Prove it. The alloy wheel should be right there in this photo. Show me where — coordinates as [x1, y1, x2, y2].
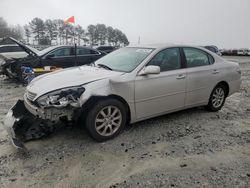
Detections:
[212, 87, 225, 108]
[95, 106, 122, 136]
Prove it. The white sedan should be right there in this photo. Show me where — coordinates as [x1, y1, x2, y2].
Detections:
[0, 44, 27, 59]
[4, 44, 241, 147]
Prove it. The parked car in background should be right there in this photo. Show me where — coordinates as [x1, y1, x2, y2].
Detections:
[0, 44, 27, 59]
[237, 48, 249, 56]
[221, 49, 235, 56]
[203, 45, 222, 56]
[231, 49, 238, 56]
[237, 49, 244, 56]
[4, 44, 241, 147]
[96, 46, 117, 53]
[1, 37, 106, 81]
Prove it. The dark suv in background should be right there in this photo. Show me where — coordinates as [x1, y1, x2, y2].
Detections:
[1, 37, 106, 81]
[96, 46, 117, 53]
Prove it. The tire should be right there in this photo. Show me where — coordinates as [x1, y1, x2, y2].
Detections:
[85, 98, 127, 142]
[206, 84, 227, 112]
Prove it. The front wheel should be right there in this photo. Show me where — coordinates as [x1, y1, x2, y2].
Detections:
[206, 84, 227, 112]
[85, 98, 127, 142]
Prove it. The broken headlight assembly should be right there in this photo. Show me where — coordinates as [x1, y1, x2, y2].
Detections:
[36, 86, 85, 108]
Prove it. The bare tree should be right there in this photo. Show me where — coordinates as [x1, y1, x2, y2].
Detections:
[24, 25, 31, 44]
[87, 25, 96, 45]
[45, 19, 57, 45]
[54, 19, 65, 45]
[75, 25, 85, 45]
[29, 17, 46, 44]
[96, 24, 107, 45]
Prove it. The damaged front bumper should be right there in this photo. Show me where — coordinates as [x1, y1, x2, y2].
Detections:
[23, 94, 76, 121]
[4, 99, 79, 149]
[4, 100, 29, 148]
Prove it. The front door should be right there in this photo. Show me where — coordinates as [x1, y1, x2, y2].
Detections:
[135, 47, 186, 119]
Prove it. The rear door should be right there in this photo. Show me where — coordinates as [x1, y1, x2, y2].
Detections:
[183, 47, 217, 107]
[76, 47, 102, 65]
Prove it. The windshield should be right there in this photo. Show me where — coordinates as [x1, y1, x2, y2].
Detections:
[95, 47, 154, 72]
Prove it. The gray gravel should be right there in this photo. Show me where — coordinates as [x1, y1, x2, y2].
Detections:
[0, 58, 250, 188]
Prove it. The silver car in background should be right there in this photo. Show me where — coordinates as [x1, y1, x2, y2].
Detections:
[4, 44, 241, 146]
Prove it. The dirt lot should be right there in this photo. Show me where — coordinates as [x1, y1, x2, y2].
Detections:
[0, 57, 250, 188]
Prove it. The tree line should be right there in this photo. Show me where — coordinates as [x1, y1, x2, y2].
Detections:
[0, 17, 129, 46]
[26, 17, 129, 46]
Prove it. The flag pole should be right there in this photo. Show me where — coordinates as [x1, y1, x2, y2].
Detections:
[74, 43, 77, 67]
[64, 16, 77, 66]
[73, 17, 77, 67]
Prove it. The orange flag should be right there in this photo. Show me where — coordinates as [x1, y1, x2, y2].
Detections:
[64, 16, 75, 24]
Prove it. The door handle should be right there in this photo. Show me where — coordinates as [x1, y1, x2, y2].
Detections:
[212, 69, 220, 74]
[176, 74, 186, 79]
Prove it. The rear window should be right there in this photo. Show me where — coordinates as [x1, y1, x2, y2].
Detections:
[98, 46, 114, 50]
[77, 48, 99, 55]
[184, 48, 211, 68]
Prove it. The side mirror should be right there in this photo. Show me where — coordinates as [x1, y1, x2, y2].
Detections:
[45, 54, 55, 59]
[138, 65, 160, 76]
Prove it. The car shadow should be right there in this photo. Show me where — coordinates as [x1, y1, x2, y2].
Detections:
[25, 106, 210, 147]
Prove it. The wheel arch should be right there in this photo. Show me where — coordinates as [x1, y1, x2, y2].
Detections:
[81, 94, 131, 123]
[215, 81, 229, 97]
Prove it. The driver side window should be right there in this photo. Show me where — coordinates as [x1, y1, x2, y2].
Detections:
[48, 48, 72, 57]
[148, 48, 181, 72]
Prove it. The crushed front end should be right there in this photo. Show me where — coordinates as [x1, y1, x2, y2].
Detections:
[3, 87, 84, 148]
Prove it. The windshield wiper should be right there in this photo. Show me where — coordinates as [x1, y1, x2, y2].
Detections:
[97, 64, 113, 70]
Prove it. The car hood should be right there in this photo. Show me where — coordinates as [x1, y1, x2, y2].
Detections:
[27, 66, 124, 99]
[8, 37, 39, 57]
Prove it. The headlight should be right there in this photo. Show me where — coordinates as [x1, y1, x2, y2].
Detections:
[36, 86, 85, 108]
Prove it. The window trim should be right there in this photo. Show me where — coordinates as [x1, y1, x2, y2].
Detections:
[43, 47, 101, 59]
[44, 47, 74, 58]
[145, 47, 184, 72]
[181, 47, 215, 68]
[76, 47, 101, 56]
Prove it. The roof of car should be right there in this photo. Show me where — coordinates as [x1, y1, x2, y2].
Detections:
[127, 43, 208, 50]
[128, 43, 175, 49]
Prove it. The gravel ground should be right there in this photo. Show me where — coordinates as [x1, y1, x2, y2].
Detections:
[0, 57, 250, 188]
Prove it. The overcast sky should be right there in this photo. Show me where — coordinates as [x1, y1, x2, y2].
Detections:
[1, 0, 250, 48]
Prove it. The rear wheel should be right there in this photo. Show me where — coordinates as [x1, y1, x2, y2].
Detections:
[85, 98, 126, 141]
[206, 84, 227, 112]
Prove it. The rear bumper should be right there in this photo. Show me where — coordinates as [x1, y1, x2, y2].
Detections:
[228, 79, 242, 96]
